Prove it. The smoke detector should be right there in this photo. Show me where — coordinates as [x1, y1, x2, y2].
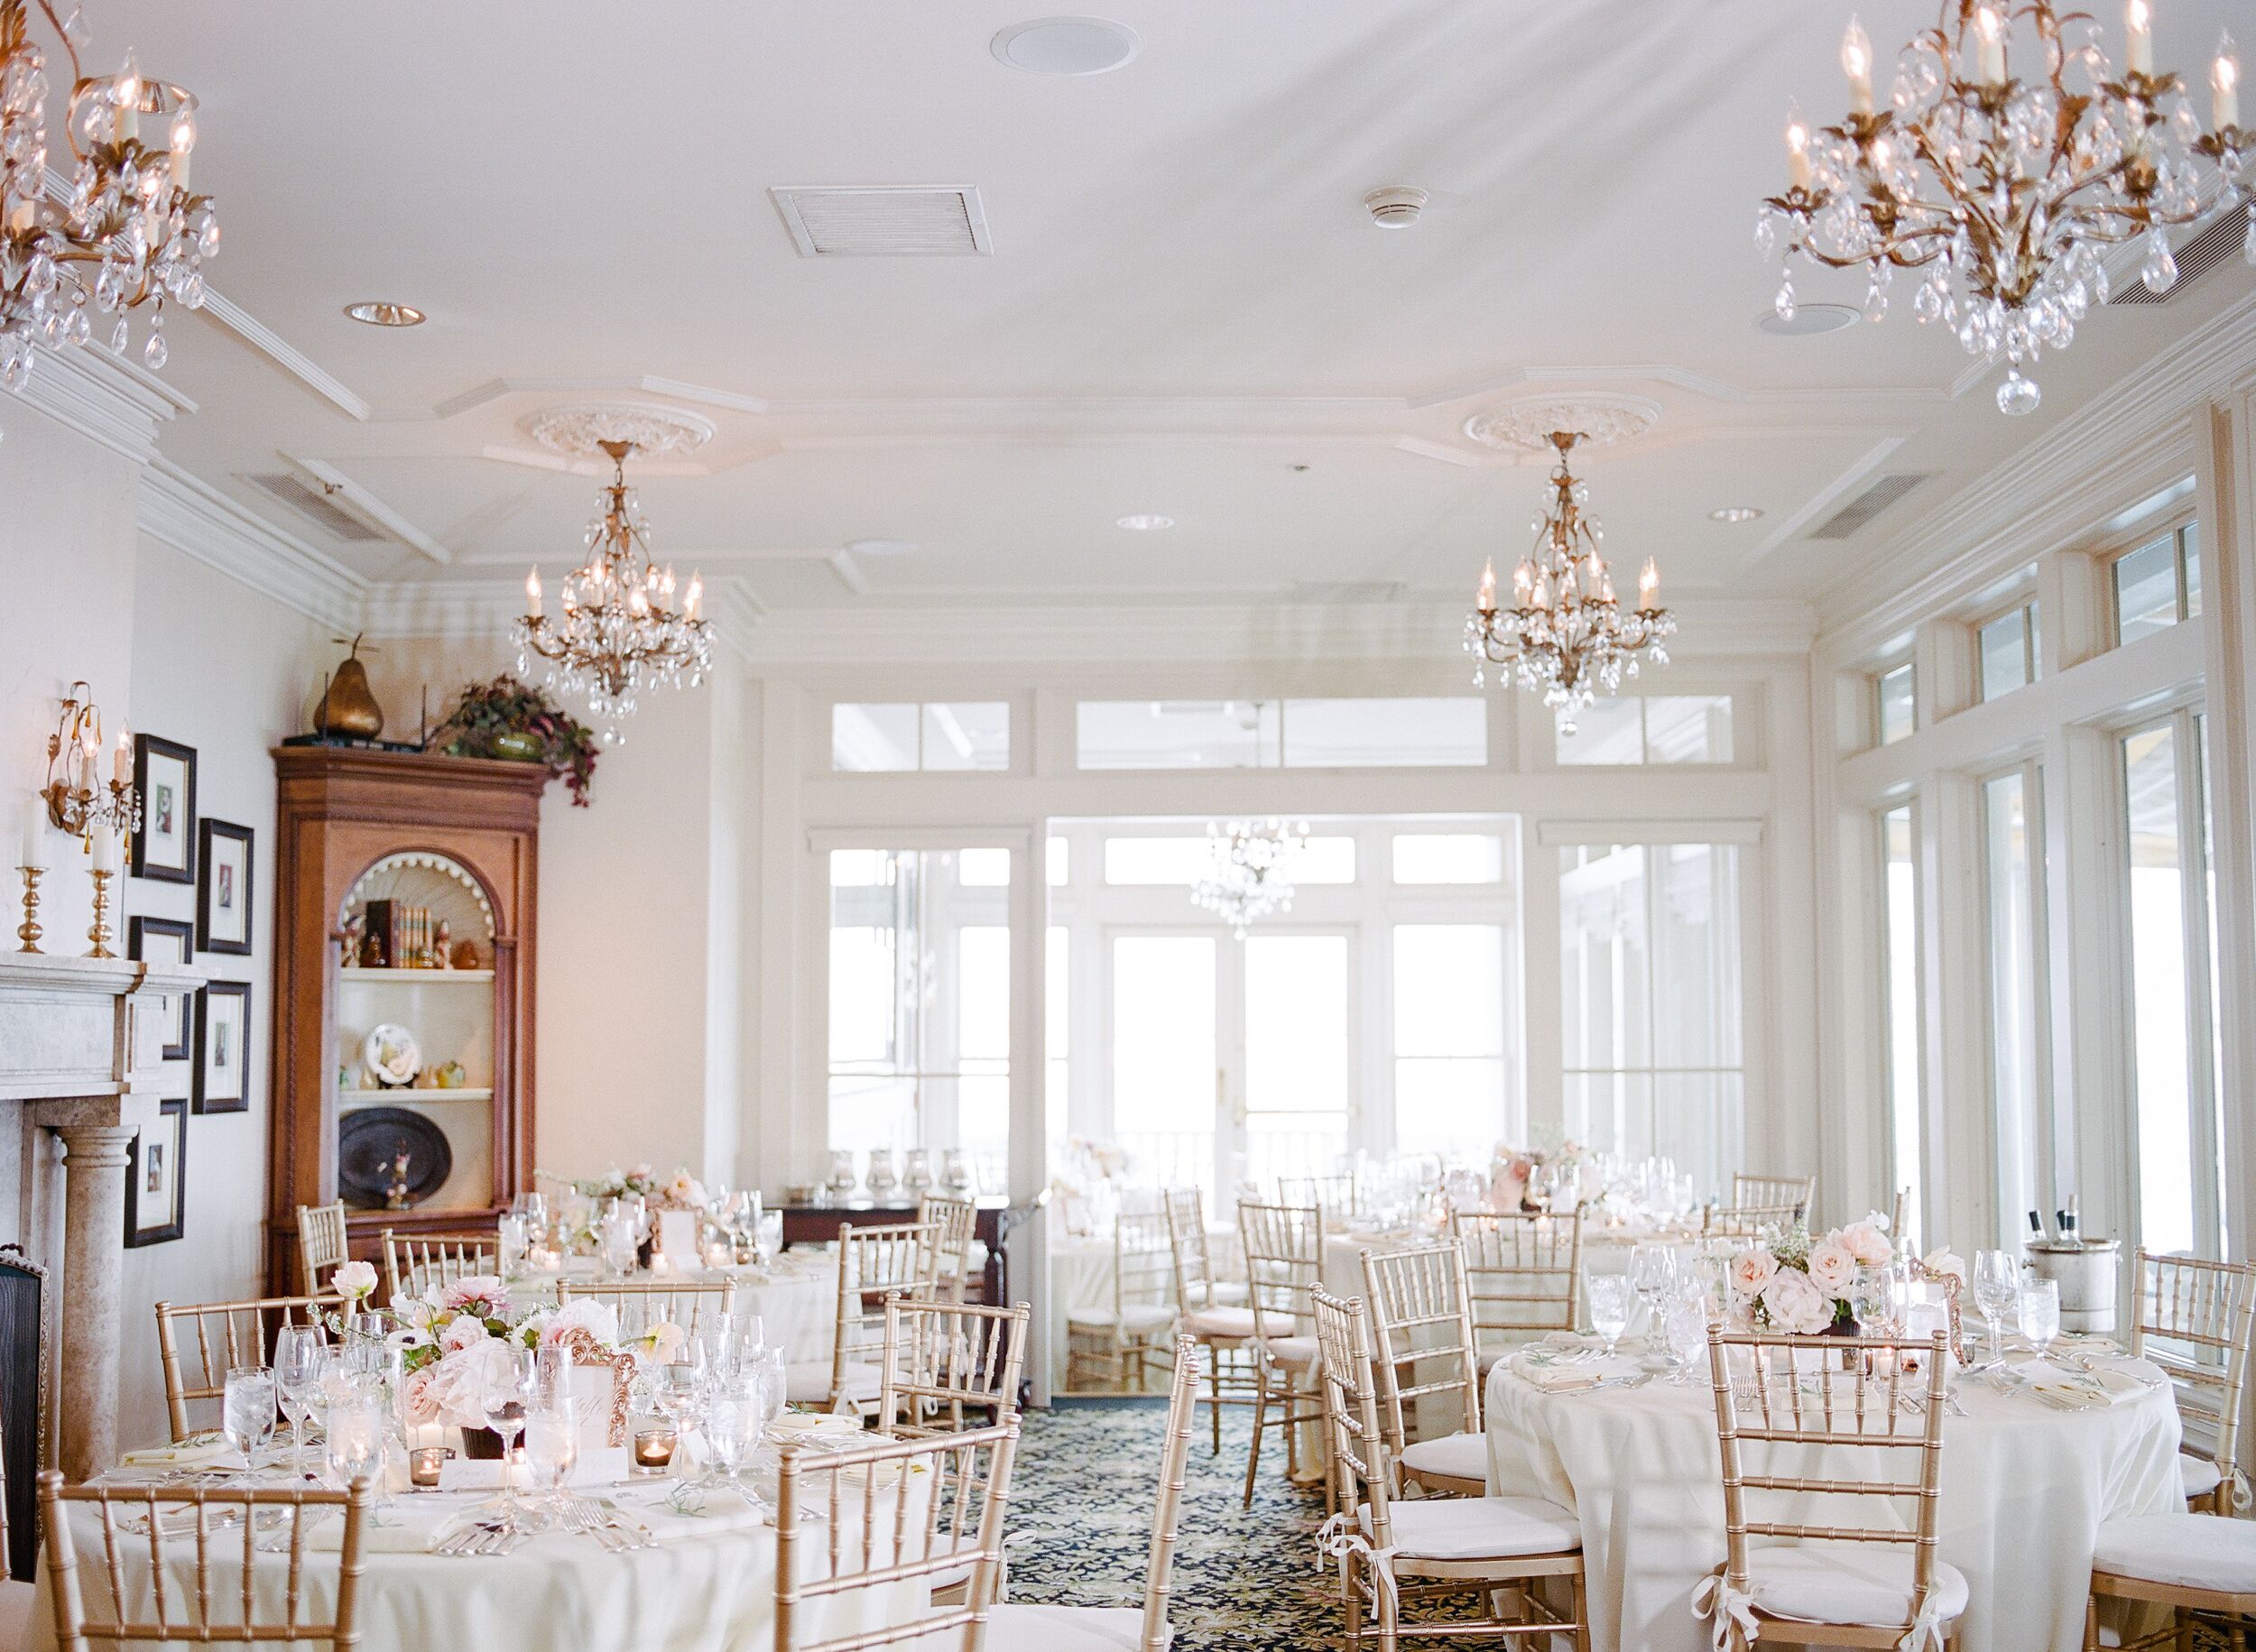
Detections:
[1364, 186, 1428, 228]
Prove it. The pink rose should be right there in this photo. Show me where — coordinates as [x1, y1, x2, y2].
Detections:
[439, 1315, 489, 1353]
[1838, 1221, 1894, 1268]
[1805, 1239, 1858, 1297]
[1730, 1247, 1778, 1299]
[1761, 1269, 1835, 1336]
[439, 1276, 509, 1319]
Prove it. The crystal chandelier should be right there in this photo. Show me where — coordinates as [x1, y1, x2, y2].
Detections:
[515, 438, 710, 745]
[1759, 2, 2249, 416]
[1465, 430, 1675, 735]
[0, 0, 217, 391]
[1190, 819, 1307, 941]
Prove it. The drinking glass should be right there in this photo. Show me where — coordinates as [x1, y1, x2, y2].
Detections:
[273, 1325, 325, 1479]
[2020, 1278, 2061, 1361]
[523, 1403, 579, 1518]
[1586, 1274, 1634, 1360]
[1663, 1283, 1710, 1382]
[533, 1343, 573, 1412]
[700, 1378, 761, 1504]
[498, 1214, 528, 1277]
[222, 1365, 276, 1481]
[511, 1191, 548, 1234]
[324, 1394, 385, 1491]
[1973, 1250, 2019, 1363]
[1627, 1244, 1678, 1342]
[481, 1349, 537, 1531]
[601, 1212, 638, 1277]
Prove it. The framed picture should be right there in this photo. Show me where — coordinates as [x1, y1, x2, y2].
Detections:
[193, 979, 250, 1115]
[196, 819, 254, 957]
[124, 1098, 186, 1247]
[126, 916, 195, 1060]
[130, 735, 197, 885]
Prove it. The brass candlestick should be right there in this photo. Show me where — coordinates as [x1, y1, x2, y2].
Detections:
[86, 868, 115, 958]
[15, 866, 42, 954]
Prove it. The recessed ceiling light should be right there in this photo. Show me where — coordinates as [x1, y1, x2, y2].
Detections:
[1709, 505, 1764, 523]
[344, 300, 425, 328]
[1115, 513, 1174, 531]
[1755, 303, 1858, 337]
[991, 17, 1140, 76]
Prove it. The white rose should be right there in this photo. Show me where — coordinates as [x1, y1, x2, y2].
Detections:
[330, 1260, 379, 1301]
[422, 1343, 506, 1430]
[1730, 1247, 1778, 1298]
[1806, 1239, 1859, 1297]
[439, 1315, 489, 1353]
[1761, 1269, 1835, 1336]
[1838, 1221, 1894, 1268]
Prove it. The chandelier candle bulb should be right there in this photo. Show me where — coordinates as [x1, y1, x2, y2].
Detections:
[1477, 559, 1497, 613]
[2127, 0, 2153, 76]
[2216, 33, 2240, 131]
[1785, 107, 1813, 189]
[112, 727, 128, 787]
[1974, 7, 2006, 82]
[524, 568, 542, 616]
[1639, 558, 1660, 613]
[110, 53, 137, 143]
[1842, 15, 1874, 115]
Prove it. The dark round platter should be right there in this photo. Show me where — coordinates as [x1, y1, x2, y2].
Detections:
[337, 1105, 454, 1210]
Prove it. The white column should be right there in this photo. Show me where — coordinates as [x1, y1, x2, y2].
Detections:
[55, 1121, 136, 1478]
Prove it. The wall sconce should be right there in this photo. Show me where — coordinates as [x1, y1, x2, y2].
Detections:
[42, 681, 141, 845]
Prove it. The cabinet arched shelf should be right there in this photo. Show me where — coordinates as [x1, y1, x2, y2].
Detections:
[264, 746, 545, 1296]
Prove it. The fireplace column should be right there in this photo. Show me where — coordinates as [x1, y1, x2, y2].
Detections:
[54, 1121, 137, 1478]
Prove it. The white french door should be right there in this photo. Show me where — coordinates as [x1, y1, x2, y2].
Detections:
[1105, 926, 1357, 1196]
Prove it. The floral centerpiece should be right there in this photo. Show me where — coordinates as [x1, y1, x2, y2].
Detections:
[1489, 1132, 1587, 1214]
[1728, 1215, 1894, 1334]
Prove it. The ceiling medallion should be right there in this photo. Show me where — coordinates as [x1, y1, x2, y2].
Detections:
[1189, 819, 1308, 941]
[522, 402, 716, 462]
[1761, 4, 2249, 416]
[515, 438, 710, 745]
[0, 0, 218, 390]
[1462, 394, 1661, 454]
[1464, 430, 1676, 735]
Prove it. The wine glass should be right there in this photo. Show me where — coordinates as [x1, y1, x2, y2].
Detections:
[499, 1214, 528, 1277]
[522, 1402, 579, 1522]
[273, 1325, 325, 1480]
[1586, 1274, 1634, 1361]
[324, 1393, 385, 1492]
[2020, 1278, 2061, 1362]
[1627, 1244, 1678, 1343]
[1973, 1250, 2019, 1366]
[481, 1349, 537, 1532]
[700, 1377, 761, 1506]
[222, 1365, 276, 1482]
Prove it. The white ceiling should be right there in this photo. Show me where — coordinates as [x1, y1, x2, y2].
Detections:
[75, 1, 2256, 623]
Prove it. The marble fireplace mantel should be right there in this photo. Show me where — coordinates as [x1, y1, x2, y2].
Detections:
[0, 950, 203, 1478]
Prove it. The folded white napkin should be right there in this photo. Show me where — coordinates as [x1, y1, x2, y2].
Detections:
[117, 1432, 236, 1472]
[1509, 1352, 1641, 1393]
[2012, 1357, 2147, 1406]
[439, 1444, 630, 1492]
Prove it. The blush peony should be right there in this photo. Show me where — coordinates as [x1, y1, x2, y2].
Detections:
[1761, 1268, 1835, 1336]
[1730, 1247, 1779, 1298]
[1805, 1239, 1859, 1297]
[1838, 1221, 1894, 1268]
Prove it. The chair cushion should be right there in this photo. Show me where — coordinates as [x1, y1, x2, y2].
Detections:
[985, 1602, 1156, 1651]
[1733, 1547, 1969, 1629]
[1362, 1494, 1579, 1560]
[2180, 1455, 2225, 1500]
[1399, 1430, 1489, 1485]
[2094, 1513, 2256, 1592]
[785, 1359, 881, 1406]
[1069, 1304, 1175, 1333]
[1184, 1306, 1256, 1339]
[1262, 1334, 1318, 1369]
[1210, 1280, 1249, 1306]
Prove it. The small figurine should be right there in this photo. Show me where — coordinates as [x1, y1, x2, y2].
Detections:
[384, 1140, 415, 1210]
[450, 938, 482, 970]
[434, 919, 452, 969]
[337, 912, 365, 970]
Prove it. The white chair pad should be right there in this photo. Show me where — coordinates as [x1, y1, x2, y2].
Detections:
[1262, 1334, 1318, 1369]
[1362, 1494, 1579, 1560]
[2180, 1455, 2225, 1500]
[985, 1602, 1155, 1651]
[1729, 1547, 1968, 1629]
[1210, 1281, 1250, 1306]
[1184, 1306, 1256, 1339]
[1400, 1430, 1489, 1484]
[2094, 1513, 2256, 1593]
[784, 1358, 881, 1406]
[1069, 1305, 1175, 1333]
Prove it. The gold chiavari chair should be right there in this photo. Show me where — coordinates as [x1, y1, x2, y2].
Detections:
[1705, 1203, 1806, 1241]
[919, 1194, 981, 1304]
[1362, 1241, 1486, 1497]
[1237, 1199, 1329, 1509]
[1731, 1172, 1816, 1222]
[985, 1335, 1203, 1652]
[2085, 1515, 2256, 1650]
[2126, 1249, 2256, 1514]
[876, 1297, 1030, 1438]
[1310, 1287, 1588, 1652]
[1697, 1324, 1963, 1651]
[1162, 1186, 1259, 1455]
[153, 1296, 341, 1443]
[788, 1221, 935, 1416]
[1889, 1186, 1911, 1251]
[379, 1229, 496, 1305]
[1281, 1173, 1363, 1223]
[1065, 1206, 1177, 1392]
[293, 1203, 349, 1297]
[555, 1278, 737, 1342]
[38, 1471, 372, 1651]
[1451, 1208, 1581, 1371]
[774, 1421, 1019, 1652]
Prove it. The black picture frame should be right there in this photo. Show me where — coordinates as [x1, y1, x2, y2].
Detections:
[123, 1098, 187, 1247]
[192, 979, 251, 1115]
[196, 818, 254, 957]
[130, 735, 197, 885]
[125, 916, 195, 1060]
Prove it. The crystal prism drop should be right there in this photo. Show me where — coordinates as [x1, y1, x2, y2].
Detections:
[1996, 369, 2041, 416]
[1774, 273, 1797, 322]
[143, 329, 166, 370]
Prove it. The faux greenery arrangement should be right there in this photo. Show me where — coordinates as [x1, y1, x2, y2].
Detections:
[437, 675, 599, 806]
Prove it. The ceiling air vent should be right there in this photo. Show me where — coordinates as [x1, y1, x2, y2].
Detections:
[2109, 199, 2251, 306]
[1808, 472, 1933, 540]
[243, 473, 384, 541]
[769, 186, 993, 257]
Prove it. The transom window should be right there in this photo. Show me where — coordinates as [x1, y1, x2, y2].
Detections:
[1976, 600, 2039, 702]
[1074, 697, 1486, 771]
[832, 702, 1010, 772]
[1554, 695, 1735, 765]
[1875, 662, 1917, 746]
[2112, 526, 2202, 647]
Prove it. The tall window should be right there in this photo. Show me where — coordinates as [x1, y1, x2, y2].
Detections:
[1983, 767, 2048, 1247]
[828, 849, 1011, 1186]
[1880, 806, 1923, 1240]
[1393, 925, 1509, 1164]
[1558, 843, 1743, 1197]
[2121, 713, 2223, 1257]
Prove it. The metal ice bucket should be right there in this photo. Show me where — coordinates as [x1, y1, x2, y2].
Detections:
[2023, 1238, 2121, 1334]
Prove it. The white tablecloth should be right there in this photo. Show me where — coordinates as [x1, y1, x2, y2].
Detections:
[1484, 1351, 2184, 1652]
[1047, 1226, 1239, 1389]
[504, 1255, 837, 1365]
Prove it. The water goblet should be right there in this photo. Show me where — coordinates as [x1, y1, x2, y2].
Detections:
[1663, 1284, 1710, 1384]
[2020, 1278, 2061, 1362]
[700, 1377, 762, 1506]
[481, 1348, 537, 1532]
[523, 1402, 579, 1522]
[222, 1365, 276, 1482]
[273, 1325, 325, 1480]
[1627, 1244, 1678, 1344]
[499, 1214, 528, 1277]
[1972, 1250, 2019, 1366]
[1586, 1274, 1634, 1361]
[324, 1394, 385, 1492]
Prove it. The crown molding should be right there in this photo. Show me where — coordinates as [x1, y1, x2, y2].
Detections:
[199, 290, 373, 421]
[5, 343, 188, 465]
[137, 457, 367, 629]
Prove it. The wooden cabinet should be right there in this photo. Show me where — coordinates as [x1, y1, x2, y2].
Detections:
[263, 747, 544, 1297]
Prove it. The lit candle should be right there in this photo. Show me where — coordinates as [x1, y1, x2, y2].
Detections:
[2126, 0, 2153, 77]
[167, 108, 194, 191]
[1841, 15, 1875, 116]
[91, 823, 119, 873]
[524, 567, 543, 617]
[168, 146, 190, 192]
[1975, 6, 2006, 83]
[112, 53, 140, 144]
[1476, 558, 1498, 613]
[1512, 560, 1534, 604]
[1530, 576, 1551, 611]
[1596, 568, 1616, 604]
[1639, 558, 1660, 613]
[684, 571, 703, 621]
[114, 727, 130, 787]
[2215, 32, 2241, 129]
[632, 1427, 678, 1474]
[1785, 106, 1813, 189]
[19, 798, 48, 872]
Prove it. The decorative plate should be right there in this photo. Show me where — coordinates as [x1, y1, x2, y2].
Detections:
[337, 1107, 453, 1211]
[363, 1023, 421, 1088]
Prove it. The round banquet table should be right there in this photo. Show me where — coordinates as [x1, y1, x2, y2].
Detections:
[1483, 1350, 2184, 1652]
[504, 1252, 838, 1365]
[1048, 1224, 1241, 1389]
